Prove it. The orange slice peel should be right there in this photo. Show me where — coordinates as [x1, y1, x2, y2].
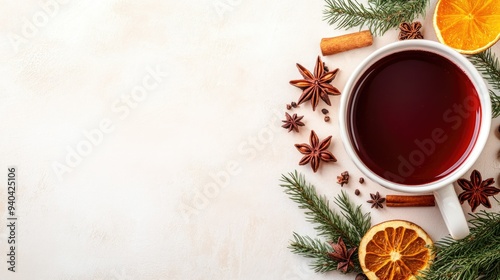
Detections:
[433, 0, 500, 54]
[358, 220, 434, 280]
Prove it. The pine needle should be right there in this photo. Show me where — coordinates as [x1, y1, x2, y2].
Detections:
[334, 190, 371, 243]
[418, 211, 500, 280]
[288, 233, 338, 273]
[468, 49, 500, 118]
[468, 49, 500, 91]
[280, 171, 370, 248]
[323, 0, 429, 36]
[489, 89, 500, 119]
[280, 171, 371, 273]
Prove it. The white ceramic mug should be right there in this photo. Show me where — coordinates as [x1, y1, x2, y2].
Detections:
[339, 40, 491, 240]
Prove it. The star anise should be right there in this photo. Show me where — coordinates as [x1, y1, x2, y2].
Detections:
[295, 130, 336, 172]
[289, 56, 341, 111]
[367, 192, 385, 209]
[281, 112, 305, 133]
[328, 237, 357, 273]
[457, 170, 500, 212]
[399, 21, 424, 40]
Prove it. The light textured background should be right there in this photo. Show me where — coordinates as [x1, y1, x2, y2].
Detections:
[0, 0, 499, 279]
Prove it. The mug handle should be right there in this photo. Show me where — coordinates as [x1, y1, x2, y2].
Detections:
[433, 184, 470, 240]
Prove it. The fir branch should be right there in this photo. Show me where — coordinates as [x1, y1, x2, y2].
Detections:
[418, 211, 500, 280]
[334, 190, 371, 244]
[288, 233, 338, 273]
[279, 171, 359, 247]
[489, 89, 500, 118]
[323, 0, 429, 36]
[468, 49, 500, 91]
[468, 49, 500, 118]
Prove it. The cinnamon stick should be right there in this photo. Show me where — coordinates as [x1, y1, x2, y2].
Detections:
[386, 195, 435, 207]
[320, 30, 373, 56]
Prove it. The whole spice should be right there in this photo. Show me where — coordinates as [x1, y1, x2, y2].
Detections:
[282, 112, 305, 133]
[355, 189, 360, 196]
[320, 30, 373, 55]
[327, 237, 357, 273]
[321, 108, 329, 115]
[291, 101, 298, 108]
[337, 171, 349, 186]
[457, 169, 500, 212]
[399, 22, 424, 40]
[355, 273, 368, 280]
[323, 62, 329, 72]
[359, 177, 364, 184]
[295, 130, 337, 172]
[289, 56, 341, 111]
[367, 192, 385, 209]
[324, 116, 330, 122]
[286, 104, 292, 110]
[386, 195, 435, 207]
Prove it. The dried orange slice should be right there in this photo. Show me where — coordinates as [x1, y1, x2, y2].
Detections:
[433, 0, 500, 54]
[358, 220, 434, 280]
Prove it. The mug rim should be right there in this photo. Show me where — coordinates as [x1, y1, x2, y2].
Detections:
[338, 40, 491, 193]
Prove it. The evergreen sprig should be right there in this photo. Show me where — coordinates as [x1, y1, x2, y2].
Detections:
[468, 49, 500, 91]
[489, 90, 500, 119]
[418, 211, 500, 280]
[468, 49, 500, 117]
[280, 171, 371, 273]
[334, 190, 371, 243]
[288, 233, 338, 273]
[323, 0, 429, 36]
[280, 171, 371, 247]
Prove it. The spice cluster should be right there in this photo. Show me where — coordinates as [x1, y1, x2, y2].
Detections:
[278, 0, 500, 278]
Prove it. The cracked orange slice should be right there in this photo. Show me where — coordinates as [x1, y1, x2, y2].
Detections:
[358, 220, 434, 280]
[433, 0, 500, 54]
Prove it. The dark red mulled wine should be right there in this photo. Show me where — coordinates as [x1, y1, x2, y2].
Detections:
[348, 50, 481, 185]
